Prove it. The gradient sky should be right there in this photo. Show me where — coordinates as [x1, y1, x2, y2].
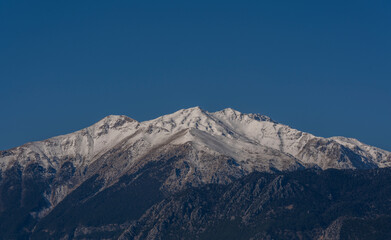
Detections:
[1, 0, 390, 151]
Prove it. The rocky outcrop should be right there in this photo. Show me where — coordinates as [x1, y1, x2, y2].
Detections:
[119, 168, 391, 240]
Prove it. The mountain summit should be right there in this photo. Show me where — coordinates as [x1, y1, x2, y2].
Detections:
[1, 107, 391, 239]
[2, 107, 389, 173]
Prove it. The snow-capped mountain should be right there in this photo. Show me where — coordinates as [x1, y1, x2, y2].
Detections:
[1, 107, 391, 239]
[2, 107, 390, 174]
[2, 106, 390, 203]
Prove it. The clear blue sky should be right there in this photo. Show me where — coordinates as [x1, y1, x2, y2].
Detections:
[1, 0, 390, 151]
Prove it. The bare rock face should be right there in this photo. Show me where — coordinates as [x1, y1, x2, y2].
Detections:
[1, 107, 391, 239]
[321, 217, 347, 240]
[118, 168, 391, 240]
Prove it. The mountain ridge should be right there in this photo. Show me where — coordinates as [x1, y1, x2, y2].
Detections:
[1, 106, 390, 211]
[1, 107, 390, 172]
[1, 107, 391, 239]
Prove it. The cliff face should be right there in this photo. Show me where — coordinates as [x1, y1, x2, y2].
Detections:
[117, 168, 391, 240]
[26, 168, 391, 240]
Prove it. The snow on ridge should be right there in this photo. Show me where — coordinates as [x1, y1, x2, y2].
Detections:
[212, 107, 275, 123]
[0, 114, 140, 170]
[133, 107, 391, 169]
[138, 107, 391, 168]
[1, 106, 390, 171]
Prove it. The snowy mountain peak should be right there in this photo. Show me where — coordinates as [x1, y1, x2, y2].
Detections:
[170, 106, 205, 116]
[2, 109, 391, 239]
[145, 106, 213, 132]
[212, 108, 275, 123]
[2, 106, 390, 231]
[1, 107, 391, 174]
[94, 115, 137, 129]
[148, 107, 274, 130]
[217, 107, 242, 116]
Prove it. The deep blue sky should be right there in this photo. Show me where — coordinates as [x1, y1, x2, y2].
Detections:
[1, 0, 390, 151]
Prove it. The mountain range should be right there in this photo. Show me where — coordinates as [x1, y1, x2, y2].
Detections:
[1, 107, 391, 239]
